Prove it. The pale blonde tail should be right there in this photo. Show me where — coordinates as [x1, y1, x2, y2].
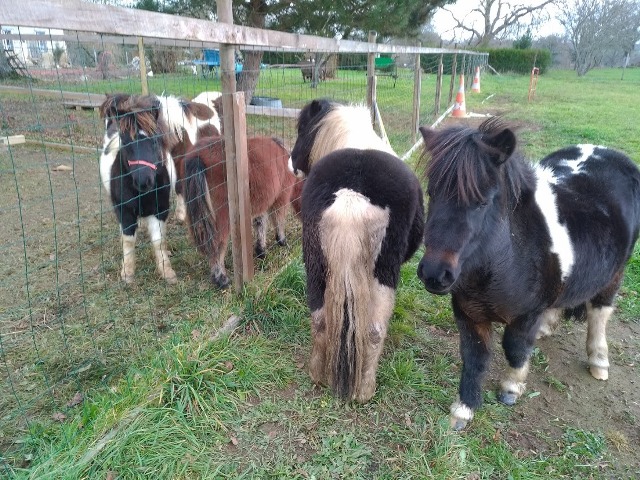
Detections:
[319, 189, 390, 400]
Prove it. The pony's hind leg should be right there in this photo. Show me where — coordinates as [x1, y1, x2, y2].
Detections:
[253, 213, 268, 259]
[355, 281, 395, 403]
[587, 272, 623, 380]
[145, 216, 177, 284]
[536, 308, 562, 339]
[270, 206, 288, 247]
[209, 239, 230, 288]
[586, 302, 613, 380]
[309, 307, 329, 386]
[120, 231, 137, 284]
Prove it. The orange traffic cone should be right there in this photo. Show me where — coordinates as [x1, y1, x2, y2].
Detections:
[451, 74, 467, 118]
[471, 66, 481, 93]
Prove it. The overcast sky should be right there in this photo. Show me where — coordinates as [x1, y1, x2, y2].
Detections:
[431, 1, 564, 41]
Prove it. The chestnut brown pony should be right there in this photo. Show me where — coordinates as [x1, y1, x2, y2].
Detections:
[183, 135, 301, 288]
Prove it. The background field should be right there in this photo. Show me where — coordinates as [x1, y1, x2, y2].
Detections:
[1, 67, 640, 479]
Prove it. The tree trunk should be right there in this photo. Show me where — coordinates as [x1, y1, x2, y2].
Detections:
[236, 50, 264, 105]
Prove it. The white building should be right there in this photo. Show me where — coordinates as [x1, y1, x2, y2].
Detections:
[1, 26, 67, 67]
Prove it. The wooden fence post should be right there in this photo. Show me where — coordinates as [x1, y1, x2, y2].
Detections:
[411, 41, 421, 143]
[137, 36, 148, 95]
[367, 30, 377, 123]
[218, 0, 246, 292]
[448, 53, 457, 104]
[435, 54, 444, 117]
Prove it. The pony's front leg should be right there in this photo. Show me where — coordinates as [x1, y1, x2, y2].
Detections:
[499, 313, 541, 405]
[145, 216, 177, 284]
[451, 299, 492, 430]
[354, 281, 395, 403]
[120, 230, 137, 284]
[253, 213, 268, 259]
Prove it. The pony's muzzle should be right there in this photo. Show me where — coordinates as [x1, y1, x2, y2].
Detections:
[417, 252, 459, 295]
[288, 156, 306, 178]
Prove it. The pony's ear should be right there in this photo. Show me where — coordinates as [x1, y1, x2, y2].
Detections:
[100, 94, 118, 120]
[151, 98, 162, 120]
[483, 127, 517, 165]
[188, 101, 215, 121]
[309, 99, 327, 116]
[419, 126, 436, 147]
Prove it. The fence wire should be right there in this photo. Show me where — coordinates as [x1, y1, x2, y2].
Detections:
[0, 18, 486, 474]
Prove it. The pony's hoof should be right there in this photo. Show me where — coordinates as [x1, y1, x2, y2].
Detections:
[449, 400, 473, 430]
[164, 272, 178, 284]
[498, 391, 519, 406]
[212, 274, 230, 289]
[277, 238, 287, 247]
[450, 417, 468, 431]
[120, 271, 134, 284]
[589, 366, 609, 380]
[255, 247, 266, 260]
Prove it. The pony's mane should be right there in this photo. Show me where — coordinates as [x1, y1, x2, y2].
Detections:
[309, 103, 396, 167]
[100, 94, 177, 153]
[423, 117, 532, 207]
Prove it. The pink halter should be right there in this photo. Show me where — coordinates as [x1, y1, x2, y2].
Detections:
[128, 160, 157, 170]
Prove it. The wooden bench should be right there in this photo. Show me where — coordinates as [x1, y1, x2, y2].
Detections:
[374, 57, 398, 87]
[62, 100, 101, 111]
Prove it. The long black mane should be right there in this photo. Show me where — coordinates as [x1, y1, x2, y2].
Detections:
[421, 117, 534, 208]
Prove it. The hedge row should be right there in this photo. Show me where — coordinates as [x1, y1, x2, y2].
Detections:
[479, 48, 551, 74]
[420, 48, 551, 75]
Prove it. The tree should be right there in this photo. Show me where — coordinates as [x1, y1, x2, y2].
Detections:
[443, 0, 557, 46]
[558, 0, 640, 76]
[513, 29, 533, 49]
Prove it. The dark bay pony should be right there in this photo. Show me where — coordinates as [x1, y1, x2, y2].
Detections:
[417, 117, 640, 429]
[290, 99, 425, 403]
[183, 135, 300, 288]
[99, 94, 179, 284]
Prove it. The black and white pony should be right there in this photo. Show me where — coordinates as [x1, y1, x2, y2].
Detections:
[161, 91, 222, 222]
[99, 92, 220, 284]
[416, 117, 640, 429]
[290, 99, 425, 402]
[99, 94, 178, 283]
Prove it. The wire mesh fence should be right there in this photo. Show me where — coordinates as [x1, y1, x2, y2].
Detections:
[0, 1, 487, 472]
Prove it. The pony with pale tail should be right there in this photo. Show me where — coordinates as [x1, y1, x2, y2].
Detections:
[290, 99, 425, 402]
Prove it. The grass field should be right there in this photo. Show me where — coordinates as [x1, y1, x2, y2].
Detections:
[1, 67, 640, 479]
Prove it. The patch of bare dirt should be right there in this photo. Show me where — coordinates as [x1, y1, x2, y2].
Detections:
[490, 318, 640, 477]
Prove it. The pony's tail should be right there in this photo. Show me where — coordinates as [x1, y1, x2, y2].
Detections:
[184, 155, 216, 258]
[320, 191, 389, 400]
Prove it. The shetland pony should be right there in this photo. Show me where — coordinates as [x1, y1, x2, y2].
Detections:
[183, 135, 300, 288]
[99, 94, 179, 284]
[417, 117, 640, 430]
[290, 99, 425, 402]
[160, 92, 222, 222]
